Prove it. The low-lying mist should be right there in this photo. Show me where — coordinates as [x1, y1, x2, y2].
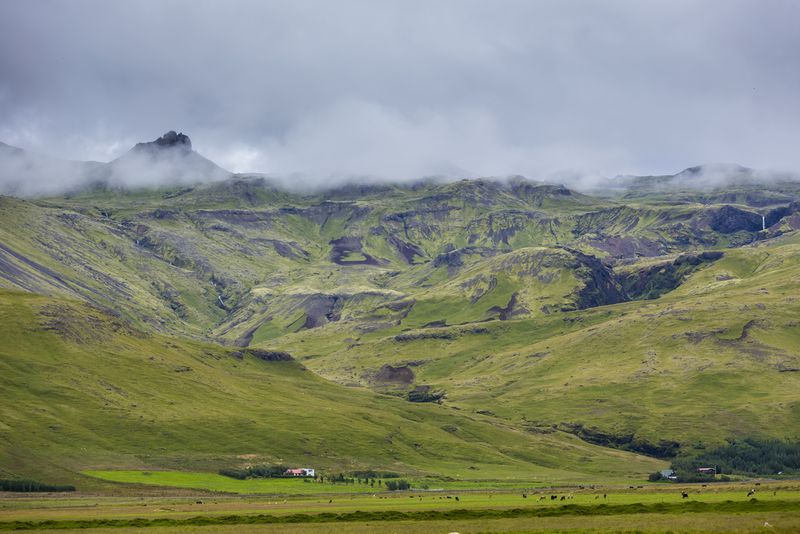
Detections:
[1, 132, 799, 199]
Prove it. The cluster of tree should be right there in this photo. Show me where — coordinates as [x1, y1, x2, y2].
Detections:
[218, 465, 411, 488]
[323, 473, 383, 486]
[351, 470, 401, 479]
[663, 438, 800, 481]
[384, 479, 412, 491]
[648, 470, 729, 483]
[219, 464, 290, 480]
[0, 479, 76, 492]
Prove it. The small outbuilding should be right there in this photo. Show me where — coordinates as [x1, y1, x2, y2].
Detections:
[285, 467, 315, 477]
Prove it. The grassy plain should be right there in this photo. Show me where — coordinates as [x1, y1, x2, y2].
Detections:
[2, 480, 800, 533]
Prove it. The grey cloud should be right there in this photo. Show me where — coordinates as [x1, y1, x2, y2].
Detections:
[1, 0, 799, 193]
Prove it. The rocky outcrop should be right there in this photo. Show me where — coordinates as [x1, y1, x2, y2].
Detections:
[590, 235, 665, 259]
[765, 201, 800, 227]
[301, 295, 344, 328]
[407, 385, 445, 403]
[231, 348, 293, 361]
[133, 130, 192, 152]
[559, 422, 680, 458]
[620, 251, 723, 300]
[706, 205, 763, 233]
[564, 248, 628, 309]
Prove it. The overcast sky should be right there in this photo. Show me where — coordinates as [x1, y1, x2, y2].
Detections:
[1, 0, 799, 184]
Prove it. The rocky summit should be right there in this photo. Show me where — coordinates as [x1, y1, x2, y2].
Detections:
[135, 130, 193, 152]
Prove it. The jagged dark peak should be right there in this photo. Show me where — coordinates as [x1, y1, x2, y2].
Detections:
[133, 130, 192, 153]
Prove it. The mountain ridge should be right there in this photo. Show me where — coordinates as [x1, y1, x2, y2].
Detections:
[2, 132, 800, 485]
[3, 131, 800, 199]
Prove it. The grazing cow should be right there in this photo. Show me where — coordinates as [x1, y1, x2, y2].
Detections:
[454, 496, 459, 501]
[539, 496, 546, 501]
[522, 493, 527, 498]
[681, 492, 689, 499]
[603, 494, 607, 499]
[551, 495, 558, 500]
[747, 489, 756, 497]
[560, 496, 566, 501]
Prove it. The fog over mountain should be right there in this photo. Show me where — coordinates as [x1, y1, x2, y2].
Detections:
[1, 1, 800, 192]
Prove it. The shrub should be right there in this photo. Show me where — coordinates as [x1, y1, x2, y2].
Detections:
[385, 479, 411, 491]
[218, 464, 290, 479]
[0, 479, 76, 492]
[671, 438, 800, 477]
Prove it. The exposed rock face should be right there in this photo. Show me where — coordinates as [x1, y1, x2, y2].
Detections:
[765, 201, 800, 227]
[706, 205, 763, 233]
[590, 235, 665, 259]
[395, 330, 457, 341]
[407, 385, 445, 403]
[301, 295, 343, 328]
[566, 249, 628, 309]
[620, 251, 724, 300]
[558, 422, 680, 458]
[134, 131, 192, 152]
[231, 348, 293, 361]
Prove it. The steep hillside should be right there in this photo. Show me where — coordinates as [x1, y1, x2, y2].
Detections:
[0, 289, 663, 485]
[262, 235, 800, 455]
[2, 152, 800, 483]
[3, 172, 800, 346]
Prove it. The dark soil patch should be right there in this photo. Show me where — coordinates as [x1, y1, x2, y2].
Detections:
[329, 236, 381, 265]
[373, 364, 415, 384]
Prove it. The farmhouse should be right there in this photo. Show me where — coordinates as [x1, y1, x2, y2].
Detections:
[285, 467, 315, 477]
